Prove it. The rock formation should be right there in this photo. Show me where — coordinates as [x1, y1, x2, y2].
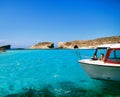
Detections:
[58, 36, 120, 49]
[0, 45, 11, 50]
[58, 40, 87, 49]
[30, 42, 54, 49]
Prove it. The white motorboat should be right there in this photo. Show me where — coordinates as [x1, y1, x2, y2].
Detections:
[78, 43, 120, 81]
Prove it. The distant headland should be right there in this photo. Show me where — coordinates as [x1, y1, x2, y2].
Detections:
[30, 36, 120, 49]
[0, 45, 11, 50]
[0, 45, 11, 52]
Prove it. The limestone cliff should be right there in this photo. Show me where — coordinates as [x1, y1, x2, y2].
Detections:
[58, 36, 120, 49]
[31, 42, 54, 49]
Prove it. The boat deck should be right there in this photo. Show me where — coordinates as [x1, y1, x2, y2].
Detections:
[79, 59, 120, 67]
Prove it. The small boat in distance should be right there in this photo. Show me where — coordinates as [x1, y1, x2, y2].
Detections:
[78, 43, 120, 81]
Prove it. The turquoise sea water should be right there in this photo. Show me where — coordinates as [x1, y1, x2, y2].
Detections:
[0, 49, 120, 97]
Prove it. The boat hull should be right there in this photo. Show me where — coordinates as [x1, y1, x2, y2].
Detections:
[79, 60, 120, 81]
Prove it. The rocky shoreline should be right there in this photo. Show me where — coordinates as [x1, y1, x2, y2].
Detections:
[30, 36, 120, 49]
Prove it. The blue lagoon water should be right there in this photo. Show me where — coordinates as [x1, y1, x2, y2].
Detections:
[0, 49, 120, 97]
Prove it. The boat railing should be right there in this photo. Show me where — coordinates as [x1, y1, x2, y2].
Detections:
[74, 51, 91, 59]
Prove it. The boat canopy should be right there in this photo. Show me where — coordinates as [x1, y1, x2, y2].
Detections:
[97, 43, 120, 49]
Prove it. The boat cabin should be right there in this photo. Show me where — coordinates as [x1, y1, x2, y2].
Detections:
[92, 43, 120, 64]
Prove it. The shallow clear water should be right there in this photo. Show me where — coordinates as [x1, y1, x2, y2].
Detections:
[0, 49, 120, 97]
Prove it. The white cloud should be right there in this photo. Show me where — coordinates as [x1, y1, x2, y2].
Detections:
[0, 39, 14, 46]
[0, 39, 7, 45]
[0, 39, 5, 42]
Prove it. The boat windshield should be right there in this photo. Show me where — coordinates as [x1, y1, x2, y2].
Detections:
[96, 49, 107, 58]
[92, 48, 107, 60]
[108, 49, 120, 63]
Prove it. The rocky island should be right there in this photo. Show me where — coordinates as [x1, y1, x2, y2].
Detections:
[30, 42, 54, 49]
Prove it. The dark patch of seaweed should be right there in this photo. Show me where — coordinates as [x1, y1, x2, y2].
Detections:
[5, 87, 55, 97]
[4, 80, 120, 97]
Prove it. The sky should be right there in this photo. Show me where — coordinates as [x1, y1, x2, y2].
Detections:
[0, 0, 120, 48]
